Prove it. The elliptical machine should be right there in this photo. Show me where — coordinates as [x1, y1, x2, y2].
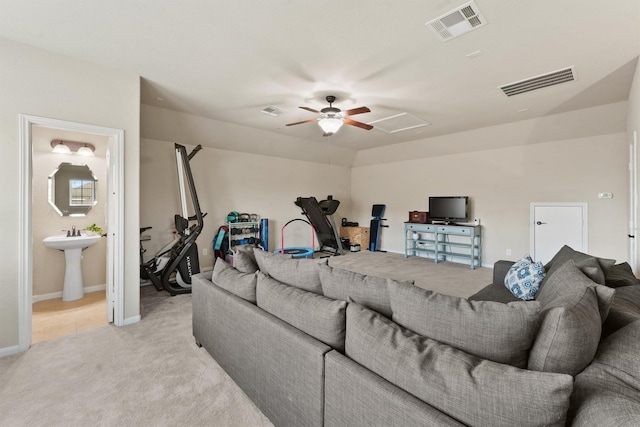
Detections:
[140, 143, 206, 295]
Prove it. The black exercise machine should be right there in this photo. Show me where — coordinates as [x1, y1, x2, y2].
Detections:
[369, 204, 388, 252]
[140, 144, 206, 295]
[295, 195, 344, 256]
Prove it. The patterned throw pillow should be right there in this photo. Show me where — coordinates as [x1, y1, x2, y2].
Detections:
[504, 255, 545, 300]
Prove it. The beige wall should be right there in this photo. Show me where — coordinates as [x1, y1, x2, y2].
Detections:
[140, 139, 352, 268]
[0, 38, 140, 353]
[351, 116, 629, 266]
[32, 128, 108, 297]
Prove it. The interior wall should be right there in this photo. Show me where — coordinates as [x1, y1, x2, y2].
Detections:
[0, 38, 140, 353]
[32, 128, 108, 297]
[351, 130, 629, 266]
[140, 139, 352, 269]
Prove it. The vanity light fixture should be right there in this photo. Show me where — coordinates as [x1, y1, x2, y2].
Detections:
[77, 144, 95, 156]
[50, 139, 96, 156]
[51, 140, 72, 154]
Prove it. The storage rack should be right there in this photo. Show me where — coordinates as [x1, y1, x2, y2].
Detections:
[404, 222, 482, 269]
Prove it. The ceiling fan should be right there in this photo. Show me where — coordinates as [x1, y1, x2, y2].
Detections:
[286, 95, 373, 136]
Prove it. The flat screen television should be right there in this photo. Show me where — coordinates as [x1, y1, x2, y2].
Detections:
[428, 196, 469, 224]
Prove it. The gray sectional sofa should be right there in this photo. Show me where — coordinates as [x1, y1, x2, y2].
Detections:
[192, 246, 640, 426]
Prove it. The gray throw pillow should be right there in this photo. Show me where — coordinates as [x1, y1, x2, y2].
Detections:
[319, 264, 399, 318]
[211, 258, 257, 303]
[605, 262, 640, 288]
[528, 261, 604, 375]
[256, 272, 347, 351]
[345, 302, 574, 427]
[233, 246, 259, 273]
[254, 249, 326, 294]
[388, 280, 541, 368]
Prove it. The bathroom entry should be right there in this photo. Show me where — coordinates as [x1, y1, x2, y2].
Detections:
[19, 114, 125, 351]
[31, 126, 109, 342]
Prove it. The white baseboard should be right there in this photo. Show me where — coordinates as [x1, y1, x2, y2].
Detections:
[0, 344, 21, 358]
[32, 284, 106, 303]
[123, 315, 141, 326]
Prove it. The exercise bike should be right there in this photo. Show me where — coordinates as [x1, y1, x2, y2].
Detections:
[140, 143, 206, 295]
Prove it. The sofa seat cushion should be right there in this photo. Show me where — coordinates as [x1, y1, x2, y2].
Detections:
[319, 264, 400, 318]
[211, 259, 257, 303]
[345, 302, 574, 427]
[254, 249, 325, 294]
[388, 280, 540, 367]
[529, 261, 609, 375]
[256, 272, 347, 351]
[570, 320, 640, 426]
[468, 283, 519, 303]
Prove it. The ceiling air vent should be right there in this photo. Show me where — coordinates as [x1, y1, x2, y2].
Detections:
[261, 106, 285, 117]
[499, 67, 576, 97]
[426, 1, 487, 42]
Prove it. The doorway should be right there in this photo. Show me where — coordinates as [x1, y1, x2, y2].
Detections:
[18, 115, 124, 352]
[530, 202, 588, 264]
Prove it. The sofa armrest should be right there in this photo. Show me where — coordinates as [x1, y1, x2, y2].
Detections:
[493, 260, 515, 286]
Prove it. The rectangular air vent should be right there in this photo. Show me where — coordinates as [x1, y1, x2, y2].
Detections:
[499, 67, 576, 97]
[426, 1, 487, 42]
[261, 106, 285, 117]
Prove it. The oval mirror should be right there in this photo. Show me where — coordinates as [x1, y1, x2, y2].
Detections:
[48, 163, 98, 216]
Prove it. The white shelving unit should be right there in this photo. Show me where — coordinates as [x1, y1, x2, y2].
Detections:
[404, 222, 482, 269]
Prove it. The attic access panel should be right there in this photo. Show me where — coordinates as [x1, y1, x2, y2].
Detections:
[368, 113, 430, 134]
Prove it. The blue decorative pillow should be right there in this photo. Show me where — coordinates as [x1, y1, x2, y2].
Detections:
[504, 255, 545, 300]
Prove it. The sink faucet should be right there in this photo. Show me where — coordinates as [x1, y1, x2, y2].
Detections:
[72, 225, 76, 236]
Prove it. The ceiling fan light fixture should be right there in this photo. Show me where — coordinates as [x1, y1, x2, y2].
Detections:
[318, 117, 343, 135]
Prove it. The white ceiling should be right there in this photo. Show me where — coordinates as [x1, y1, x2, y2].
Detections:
[1, 1, 639, 152]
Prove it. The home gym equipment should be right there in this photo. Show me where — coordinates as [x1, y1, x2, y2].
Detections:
[260, 218, 269, 250]
[277, 218, 315, 259]
[369, 204, 388, 252]
[140, 143, 206, 295]
[294, 195, 344, 256]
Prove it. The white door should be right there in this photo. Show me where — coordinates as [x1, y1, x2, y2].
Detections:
[530, 203, 587, 264]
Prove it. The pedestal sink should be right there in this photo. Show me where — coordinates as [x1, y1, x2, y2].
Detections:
[43, 234, 102, 301]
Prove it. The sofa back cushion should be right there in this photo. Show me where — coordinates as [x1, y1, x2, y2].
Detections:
[544, 245, 615, 284]
[345, 302, 574, 427]
[528, 261, 607, 375]
[233, 246, 259, 273]
[605, 262, 640, 288]
[319, 264, 399, 318]
[254, 250, 325, 294]
[211, 259, 257, 303]
[256, 272, 347, 351]
[388, 280, 540, 368]
[569, 319, 640, 425]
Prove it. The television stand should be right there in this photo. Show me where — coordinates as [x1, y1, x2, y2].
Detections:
[404, 223, 482, 269]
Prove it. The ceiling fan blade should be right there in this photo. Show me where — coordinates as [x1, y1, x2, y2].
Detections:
[343, 106, 370, 116]
[344, 118, 374, 130]
[299, 106, 320, 114]
[286, 118, 317, 126]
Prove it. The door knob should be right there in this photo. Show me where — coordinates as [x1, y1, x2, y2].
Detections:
[536, 221, 547, 225]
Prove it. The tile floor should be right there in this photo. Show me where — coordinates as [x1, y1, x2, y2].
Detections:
[32, 290, 108, 344]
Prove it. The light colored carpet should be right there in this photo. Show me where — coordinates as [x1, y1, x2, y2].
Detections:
[0, 285, 273, 427]
[0, 252, 493, 426]
[329, 251, 493, 298]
